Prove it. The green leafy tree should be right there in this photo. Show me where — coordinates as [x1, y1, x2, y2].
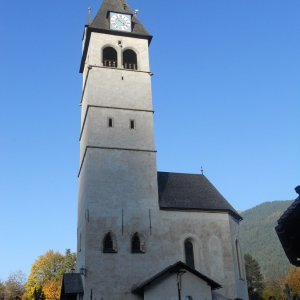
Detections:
[25, 249, 76, 300]
[5, 271, 26, 300]
[245, 253, 265, 298]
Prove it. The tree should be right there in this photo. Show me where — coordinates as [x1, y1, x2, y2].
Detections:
[25, 249, 76, 300]
[5, 271, 26, 300]
[245, 253, 265, 298]
[32, 287, 45, 300]
[262, 279, 284, 300]
[0, 280, 5, 299]
[62, 249, 76, 273]
[281, 267, 300, 297]
[43, 278, 61, 300]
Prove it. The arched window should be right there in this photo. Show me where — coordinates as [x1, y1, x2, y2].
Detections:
[103, 232, 117, 253]
[123, 49, 137, 70]
[103, 47, 117, 68]
[184, 239, 195, 269]
[131, 233, 144, 253]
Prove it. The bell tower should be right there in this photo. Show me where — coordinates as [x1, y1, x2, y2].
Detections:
[77, 0, 159, 299]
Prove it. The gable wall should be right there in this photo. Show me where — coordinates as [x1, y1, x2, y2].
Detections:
[144, 272, 212, 300]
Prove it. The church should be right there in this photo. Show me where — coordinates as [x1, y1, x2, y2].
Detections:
[60, 1, 249, 299]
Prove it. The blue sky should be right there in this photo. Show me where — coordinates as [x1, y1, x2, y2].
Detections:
[0, 0, 299, 281]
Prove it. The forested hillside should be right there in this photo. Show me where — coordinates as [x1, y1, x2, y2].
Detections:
[240, 200, 294, 282]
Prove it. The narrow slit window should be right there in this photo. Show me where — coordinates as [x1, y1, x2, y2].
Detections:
[79, 232, 82, 252]
[108, 118, 113, 128]
[130, 120, 135, 130]
[184, 239, 195, 269]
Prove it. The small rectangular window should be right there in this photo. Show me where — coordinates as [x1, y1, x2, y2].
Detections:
[130, 120, 135, 130]
[108, 118, 113, 128]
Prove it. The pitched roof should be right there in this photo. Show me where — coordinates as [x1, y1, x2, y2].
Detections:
[132, 261, 221, 295]
[60, 273, 83, 296]
[157, 172, 242, 221]
[90, 0, 151, 38]
[275, 186, 300, 266]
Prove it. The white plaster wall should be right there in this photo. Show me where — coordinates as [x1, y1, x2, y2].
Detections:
[85, 68, 153, 110]
[79, 53, 154, 165]
[144, 272, 213, 300]
[78, 194, 248, 300]
[78, 148, 159, 300]
[77, 144, 248, 300]
[155, 211, 237, 299]
[79, 107, 155, 163]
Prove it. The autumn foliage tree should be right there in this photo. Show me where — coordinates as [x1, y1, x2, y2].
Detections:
[25, 249, 76, 300]
[42, 278, 61, 300]
[281, 267, 300, 297]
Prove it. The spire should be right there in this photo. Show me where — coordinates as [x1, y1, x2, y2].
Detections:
[90, 0, 151, 39]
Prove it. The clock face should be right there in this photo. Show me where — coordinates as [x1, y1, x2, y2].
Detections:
[110, 13, 132, 32]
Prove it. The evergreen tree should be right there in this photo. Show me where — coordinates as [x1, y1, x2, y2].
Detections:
[245, 253, 265, 298]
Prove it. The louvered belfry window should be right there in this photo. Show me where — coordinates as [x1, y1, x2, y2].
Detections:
[123, 49, 137, 70]
[103, 47, 117, 68]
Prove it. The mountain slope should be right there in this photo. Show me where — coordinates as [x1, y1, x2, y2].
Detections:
[240, 200, 293, 282]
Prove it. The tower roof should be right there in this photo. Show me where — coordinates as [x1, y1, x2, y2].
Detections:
[90, 0, 151, 38]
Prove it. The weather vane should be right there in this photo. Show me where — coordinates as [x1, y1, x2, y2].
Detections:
[201, 166, 204, 175]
